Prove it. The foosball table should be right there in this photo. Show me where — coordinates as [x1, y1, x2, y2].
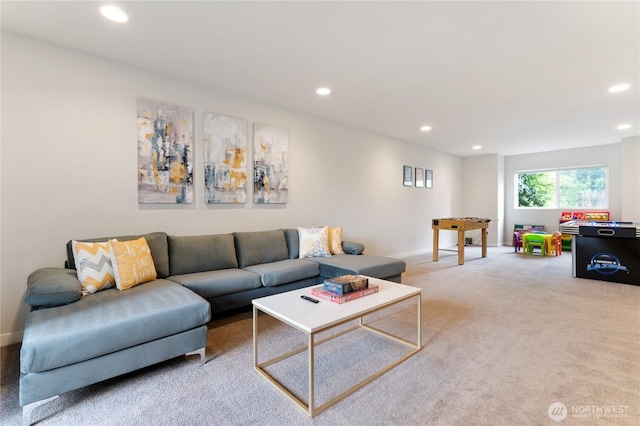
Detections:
[432, 217, 491, 265]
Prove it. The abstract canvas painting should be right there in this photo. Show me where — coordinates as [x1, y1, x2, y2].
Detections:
[253, 123, 288, 204]
[137, 98, 193, 203]
[203, 112, 247, 203]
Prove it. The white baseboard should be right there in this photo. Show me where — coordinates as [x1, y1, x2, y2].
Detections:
[1, 330, 23, 347]
[390, 248, 432, 259]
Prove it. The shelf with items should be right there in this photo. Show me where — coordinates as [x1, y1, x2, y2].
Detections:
[560, 211, 610, 223]
[559, 211, 610, 251]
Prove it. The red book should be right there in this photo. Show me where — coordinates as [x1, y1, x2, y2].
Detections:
[310, 284, 379, 304]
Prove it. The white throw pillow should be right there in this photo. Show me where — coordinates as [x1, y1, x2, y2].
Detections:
[298, 226, 331, 258]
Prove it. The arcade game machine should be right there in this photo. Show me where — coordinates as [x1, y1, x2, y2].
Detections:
[559, 211, 610, 251]
[560, 220, 640, 286]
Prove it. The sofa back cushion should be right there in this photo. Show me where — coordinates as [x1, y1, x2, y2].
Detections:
[168, 234, 238, 275]
[284, 228, 299, 259]
[66, 232, 170, 278]
[234, 229, 289, 268]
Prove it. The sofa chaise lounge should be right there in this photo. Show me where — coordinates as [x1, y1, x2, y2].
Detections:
[20, 228, 406, 424]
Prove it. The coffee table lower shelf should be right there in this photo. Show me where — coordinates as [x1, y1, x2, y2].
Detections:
[252, 286, 421, 418]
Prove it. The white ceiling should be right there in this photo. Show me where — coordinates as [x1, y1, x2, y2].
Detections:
[2, 1, 639, 157]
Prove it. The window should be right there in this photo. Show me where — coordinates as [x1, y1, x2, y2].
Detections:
[516, 166, 608, 208]
[517, 171, 556, 207]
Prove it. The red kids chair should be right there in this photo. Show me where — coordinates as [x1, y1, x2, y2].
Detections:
[550, 231, 562, 256]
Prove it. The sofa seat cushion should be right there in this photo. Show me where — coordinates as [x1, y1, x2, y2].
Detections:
[20, 279, 210, 374]
[244, 259, 319, 287]
[168, 269, 262, 298]
[306, 254, 406, 279]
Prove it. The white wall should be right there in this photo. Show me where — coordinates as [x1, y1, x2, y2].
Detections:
[0, 32, 463, 345]
[462, 154, 504, 246]
[504, 144, 625, 243]
[620, 136, 640, 222]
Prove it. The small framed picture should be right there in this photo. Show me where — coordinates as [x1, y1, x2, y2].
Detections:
[415, 167, 424, 187]
[403, 165, 413, 186]
[426, 169, 433, 189]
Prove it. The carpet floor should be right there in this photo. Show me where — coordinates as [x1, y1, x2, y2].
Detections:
[1, 246, 639, 425]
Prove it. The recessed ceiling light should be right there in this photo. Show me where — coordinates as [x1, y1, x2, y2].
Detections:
[472, 145, 482, 150]
[100, 5, 128, 23]
[608, 83, 630, 93]
[617, 123, 631, 130]
[316, 88, 331, 95]
[420, 126, 432, 132]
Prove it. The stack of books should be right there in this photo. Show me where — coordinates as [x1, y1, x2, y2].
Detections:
[311, 275, 378, 304]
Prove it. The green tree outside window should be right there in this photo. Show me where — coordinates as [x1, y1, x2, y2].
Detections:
[516, 166, 607, 208]
[559, 167, 606, 208]
[518, 171, 555, 207]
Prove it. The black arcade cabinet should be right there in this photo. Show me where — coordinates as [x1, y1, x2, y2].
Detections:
[571, 222, 640, 286]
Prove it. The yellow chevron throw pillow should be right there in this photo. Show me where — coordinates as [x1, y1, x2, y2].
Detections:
[72, 240, 116, 295]
[109, 237, 157, 290]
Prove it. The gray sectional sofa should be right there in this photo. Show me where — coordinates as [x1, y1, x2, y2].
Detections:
[20, 228, 406, 424]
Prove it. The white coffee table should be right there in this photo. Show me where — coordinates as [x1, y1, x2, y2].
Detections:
[252, 277, 422, 417]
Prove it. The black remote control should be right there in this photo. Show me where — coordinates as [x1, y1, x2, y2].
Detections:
[300, 295, 319, 303]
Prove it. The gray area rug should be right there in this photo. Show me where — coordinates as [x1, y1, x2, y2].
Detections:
[2, 246, 639, 425]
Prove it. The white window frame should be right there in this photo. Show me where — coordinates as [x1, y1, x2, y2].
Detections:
[515, 165, 609, 209]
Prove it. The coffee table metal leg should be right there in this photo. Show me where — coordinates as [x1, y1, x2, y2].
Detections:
[253, 306, 258, 370]
[417, 293, 421, 348]
[308, 333, 315, 417]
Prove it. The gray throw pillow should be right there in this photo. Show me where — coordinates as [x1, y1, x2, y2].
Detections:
[342, 241, 365, 255]
[25, 268, 82, 310]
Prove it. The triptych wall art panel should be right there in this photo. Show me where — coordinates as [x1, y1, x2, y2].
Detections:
[253, 123, 289, 204]
[136, 98, 289, 205]
[203, 112, 248, 204]
[137, 98, 194, 203]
